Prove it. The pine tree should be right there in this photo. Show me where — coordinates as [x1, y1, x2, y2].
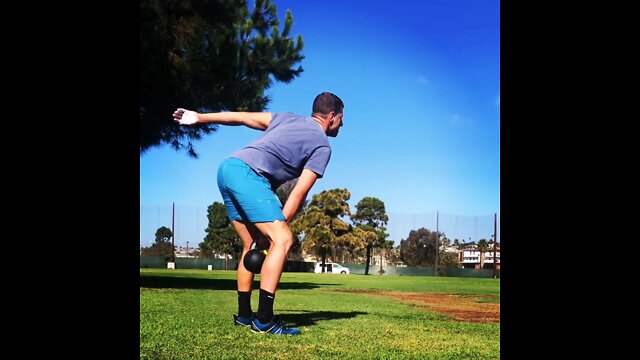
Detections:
[352, 197, 389, 275]
[294, 189, 370, 270]
[140, 0, 304, 157]
[140, 226, 174, 261]
[202, 202, 241, 269]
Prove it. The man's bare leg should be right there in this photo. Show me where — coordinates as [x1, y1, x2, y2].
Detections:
[253, 220, 293, 293]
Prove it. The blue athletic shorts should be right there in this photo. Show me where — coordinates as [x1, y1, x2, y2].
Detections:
[217, 157, 286, 222]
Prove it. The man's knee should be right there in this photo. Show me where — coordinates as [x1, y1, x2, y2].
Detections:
[254, 220, 293, 252]
[271, 229, 293, 252]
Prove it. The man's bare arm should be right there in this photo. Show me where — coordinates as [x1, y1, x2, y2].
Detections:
[173, 108, 271, 130]
[281, 169, 319, 222]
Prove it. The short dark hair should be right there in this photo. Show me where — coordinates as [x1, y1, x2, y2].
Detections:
[312, 92, 344, 115]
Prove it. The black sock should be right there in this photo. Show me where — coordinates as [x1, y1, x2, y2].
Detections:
[237, 291, 252, 318]
[257, 288, 275, 323]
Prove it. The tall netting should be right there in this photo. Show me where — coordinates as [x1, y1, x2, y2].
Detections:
[141, 205, 499, 249]
[384, 211, 499, 277]
[437, 211, 497, 244]
[387, 212, 437, 242]
[387, 211, 497, 243]
[140, 204, 499, 277]
[140, 204, 208, 249]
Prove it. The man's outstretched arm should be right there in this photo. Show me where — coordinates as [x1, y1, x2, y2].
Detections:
[173, 108, 272, 130]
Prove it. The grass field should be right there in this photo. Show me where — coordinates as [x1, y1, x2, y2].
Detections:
[140, 269, 500, 359]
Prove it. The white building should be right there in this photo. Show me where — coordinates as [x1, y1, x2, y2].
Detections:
[459, 248, 500, 269]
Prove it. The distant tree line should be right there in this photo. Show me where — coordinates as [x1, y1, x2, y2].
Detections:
[140, 186, 472, 273]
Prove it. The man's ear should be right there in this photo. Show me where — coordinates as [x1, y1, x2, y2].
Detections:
[328, 111, 335, 124]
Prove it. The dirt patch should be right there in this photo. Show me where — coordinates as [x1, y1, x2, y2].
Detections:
[334, 289, 500, 324]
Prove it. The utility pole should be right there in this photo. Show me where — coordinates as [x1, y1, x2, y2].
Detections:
[493, 212, 498, 278]
[171, 202, 175, 263]
[435, 210, 438, 277]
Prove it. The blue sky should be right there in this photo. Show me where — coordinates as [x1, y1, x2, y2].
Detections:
[140, 0, 500, 248]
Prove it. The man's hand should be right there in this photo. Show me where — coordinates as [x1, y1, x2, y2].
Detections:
[255, 234, 271, 251]
[173, 108, 199, 125]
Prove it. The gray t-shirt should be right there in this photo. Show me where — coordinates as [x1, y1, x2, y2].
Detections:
[230, 112, 332, 188]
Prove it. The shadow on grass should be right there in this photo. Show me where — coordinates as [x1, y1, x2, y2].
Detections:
[140, 275, 337, 290]
[278, 310, 369, 327]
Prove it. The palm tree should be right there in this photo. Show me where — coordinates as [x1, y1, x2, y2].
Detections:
[441, 237, 451, 250]
[477, 239, 490, 269]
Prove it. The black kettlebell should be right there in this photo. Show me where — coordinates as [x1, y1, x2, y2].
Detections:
[243, 247, 268, 274]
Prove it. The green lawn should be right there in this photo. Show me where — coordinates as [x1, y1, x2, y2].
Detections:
[140, 269, 500, 359]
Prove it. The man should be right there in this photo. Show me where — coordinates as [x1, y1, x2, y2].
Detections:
[173, 92, 344, 335]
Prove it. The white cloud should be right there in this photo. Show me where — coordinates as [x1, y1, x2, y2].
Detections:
[415, 75, 429, 85]
[450, 113, 472, 126]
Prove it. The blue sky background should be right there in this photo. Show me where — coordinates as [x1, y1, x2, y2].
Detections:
[140, 0, 500, 248]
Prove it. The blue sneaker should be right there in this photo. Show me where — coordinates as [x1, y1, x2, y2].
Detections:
[233, 313, 255, 327]
[251, 316, 301, 335]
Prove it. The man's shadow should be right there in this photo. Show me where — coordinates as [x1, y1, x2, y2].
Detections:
[140, 275, 337, 290]
[276, 310, 368, 327]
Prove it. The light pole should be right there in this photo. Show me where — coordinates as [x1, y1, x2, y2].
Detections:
[490, 234, 495, 276]
[435, 210, 438, 277]
[186, 241, 189, 258]
[492, 212, 498, 278]
[171, 202, 175, 263]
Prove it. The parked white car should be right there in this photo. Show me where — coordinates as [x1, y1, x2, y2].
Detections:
[314, 263, 350, 274]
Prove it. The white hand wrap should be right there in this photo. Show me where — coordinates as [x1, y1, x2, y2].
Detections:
[180, 110, 198, 125]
